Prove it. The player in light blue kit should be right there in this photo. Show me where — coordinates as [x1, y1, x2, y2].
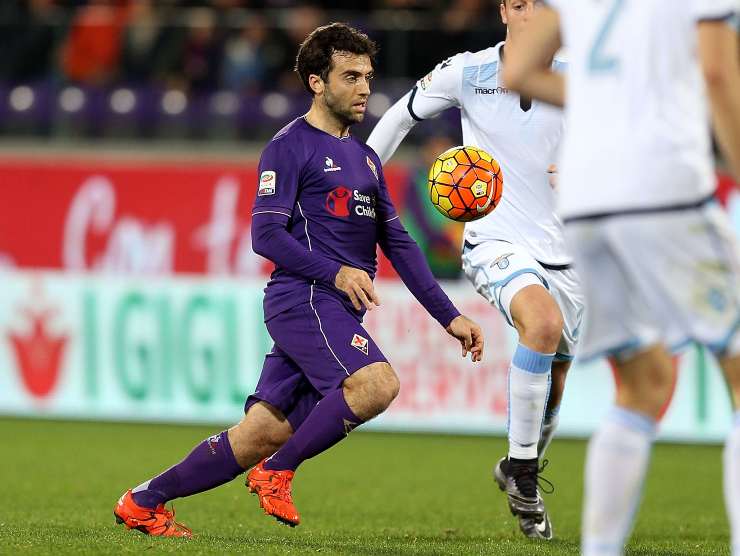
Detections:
[504, 1, 740, 554]
[369, 0, 584, 540]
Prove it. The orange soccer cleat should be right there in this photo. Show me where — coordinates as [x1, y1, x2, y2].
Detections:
[114, 490, 192, 538]
[246, 458, 301, 527]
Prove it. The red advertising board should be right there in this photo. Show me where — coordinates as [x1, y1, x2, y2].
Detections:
[0, 157, 409, 278]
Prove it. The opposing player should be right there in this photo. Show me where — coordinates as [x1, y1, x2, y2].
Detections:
[113, 22, 484, 536]
[503, 1, 740, 554]
[367, 0, 584, 540]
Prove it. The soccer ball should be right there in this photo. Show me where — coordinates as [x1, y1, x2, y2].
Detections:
[428, 145, 503, 222]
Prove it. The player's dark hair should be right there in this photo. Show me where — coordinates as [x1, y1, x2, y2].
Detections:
[294, 22, 378, 94]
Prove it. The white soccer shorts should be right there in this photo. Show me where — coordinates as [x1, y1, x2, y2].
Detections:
[462, 239, 585, 361]
[564, 202, 740, 361]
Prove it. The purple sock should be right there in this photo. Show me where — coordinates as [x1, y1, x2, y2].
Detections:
[131, 430, 244, 508]
[264, 388, 362, 472]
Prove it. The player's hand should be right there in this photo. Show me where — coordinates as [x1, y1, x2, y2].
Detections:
[334, 265, 381, 311]
[547, 164, 559, 190]
[445, 315, 484, 362]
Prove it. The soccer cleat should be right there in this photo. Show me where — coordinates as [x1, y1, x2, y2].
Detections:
[114, 490, 192, 538]
[246, 458, 301, 527]
[493, 457, 553, 540]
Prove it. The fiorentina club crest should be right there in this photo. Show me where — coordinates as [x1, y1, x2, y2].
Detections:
[350, 333, 369, 355]
[366, 156, 378, 181]
[8, 283, 68, 399]
[207, 434, 221, 455]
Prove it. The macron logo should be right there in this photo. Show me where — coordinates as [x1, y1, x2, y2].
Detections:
[324, 157, 342, 172]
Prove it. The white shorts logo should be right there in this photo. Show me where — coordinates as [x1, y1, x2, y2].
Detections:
[258, 171, 276, 196]
[350, 333, 369, 355]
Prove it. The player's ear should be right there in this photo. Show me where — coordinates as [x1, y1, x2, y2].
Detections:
[499, 0, 508, 25]
[308, 74, 324, 95]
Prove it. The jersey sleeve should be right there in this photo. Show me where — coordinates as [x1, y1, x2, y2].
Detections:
[407, 52, 466, 121]
[692, 0, 738, 22]
[366, 52, 466, 164]
[251, 137, 301, 218]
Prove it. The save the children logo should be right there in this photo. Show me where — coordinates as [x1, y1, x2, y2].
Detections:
[325, 186, 352, 217]
[8, 283, 68, 399]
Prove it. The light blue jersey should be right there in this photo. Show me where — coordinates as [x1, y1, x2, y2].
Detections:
[368, 43, 570, 266]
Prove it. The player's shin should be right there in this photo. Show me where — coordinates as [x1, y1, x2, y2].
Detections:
[263, 388, 364, 472]
[131, 431, 245, 508]
[508, 344, 554, 461]
[724, 412, 740, 555]
[538, 410, 559, 462]
[581, 407, 656, 556]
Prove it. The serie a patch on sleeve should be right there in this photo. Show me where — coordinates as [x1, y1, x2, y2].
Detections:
[258, 170, 276, 196]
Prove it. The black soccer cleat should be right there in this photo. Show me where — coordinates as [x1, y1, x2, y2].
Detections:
[493, 456, 554, 540]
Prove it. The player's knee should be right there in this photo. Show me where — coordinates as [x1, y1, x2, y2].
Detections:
[344, 362, 399, 416]
[376, 366, 400, 408]
[518, 311, 564, 353]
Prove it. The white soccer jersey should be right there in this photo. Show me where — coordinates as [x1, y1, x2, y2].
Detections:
[545, 0, 739, 220]
[367, 43, 570, 266]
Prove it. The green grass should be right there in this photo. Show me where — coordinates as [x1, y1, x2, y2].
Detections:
[0, 418, 729, 555]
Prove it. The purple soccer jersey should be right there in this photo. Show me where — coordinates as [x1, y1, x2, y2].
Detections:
[248, 117, 461, 430]
[251, 116, 460, 326]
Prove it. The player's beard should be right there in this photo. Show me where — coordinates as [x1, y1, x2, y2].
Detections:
[323, 88, 364, 127]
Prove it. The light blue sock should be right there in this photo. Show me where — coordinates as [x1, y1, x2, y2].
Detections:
[508, 344, 554, 460]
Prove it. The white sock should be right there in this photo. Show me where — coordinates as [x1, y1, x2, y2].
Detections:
[508, 344, 554, 460]
[724, 411, 740, 555]
[538, 412, 560, 461]
[582, 407, 656, 556]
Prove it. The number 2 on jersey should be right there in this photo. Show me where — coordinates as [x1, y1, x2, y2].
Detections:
[588, 0, 624, 73]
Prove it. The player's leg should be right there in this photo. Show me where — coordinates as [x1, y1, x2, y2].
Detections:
[538, 359, 570, 459]
[570, 216, 679, 556]
[581, 346, 672, 556]
[114, 347, 303, 537]
[262, 360, 398, 473]
[721, 353, 740, 556]
[247, 296, 396, 526]
[493, 281, 561, 539]
[462, 241, 563, 538]
[114, 400, 293, 537]
[507, 283, 563, 461]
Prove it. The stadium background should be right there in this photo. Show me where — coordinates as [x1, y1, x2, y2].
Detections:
[1, 3, 739, 554]
[2, 0, 738, 441]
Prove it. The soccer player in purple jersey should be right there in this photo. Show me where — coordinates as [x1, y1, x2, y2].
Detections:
[113, 22, 484, 536]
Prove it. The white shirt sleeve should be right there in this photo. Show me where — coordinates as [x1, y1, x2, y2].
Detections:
[692, 0, 738, 21]
[366, 53, 465, 164]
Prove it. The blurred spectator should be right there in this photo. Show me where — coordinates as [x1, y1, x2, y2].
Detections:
[178, 8, 223, 92]
[0, 0, 58, 82]
[276, 4, 327, 91]
[120, 0, 166, 83]
[220, 14, 270, 92]
[60, 0, 127, 85]
[401, 134, 464, 279]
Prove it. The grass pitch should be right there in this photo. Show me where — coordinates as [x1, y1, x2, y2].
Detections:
[0, 418, 729, 555]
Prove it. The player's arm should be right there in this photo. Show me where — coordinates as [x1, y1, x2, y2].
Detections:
[367, 55, 463, 164]
[502, 5, 564, 107]
[375, 166, 483, 361]
[251, 140, 342, 285]
[698, 18, 740, 180]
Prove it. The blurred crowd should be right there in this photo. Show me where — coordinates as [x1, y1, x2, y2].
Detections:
[0, 1, 504, 94]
